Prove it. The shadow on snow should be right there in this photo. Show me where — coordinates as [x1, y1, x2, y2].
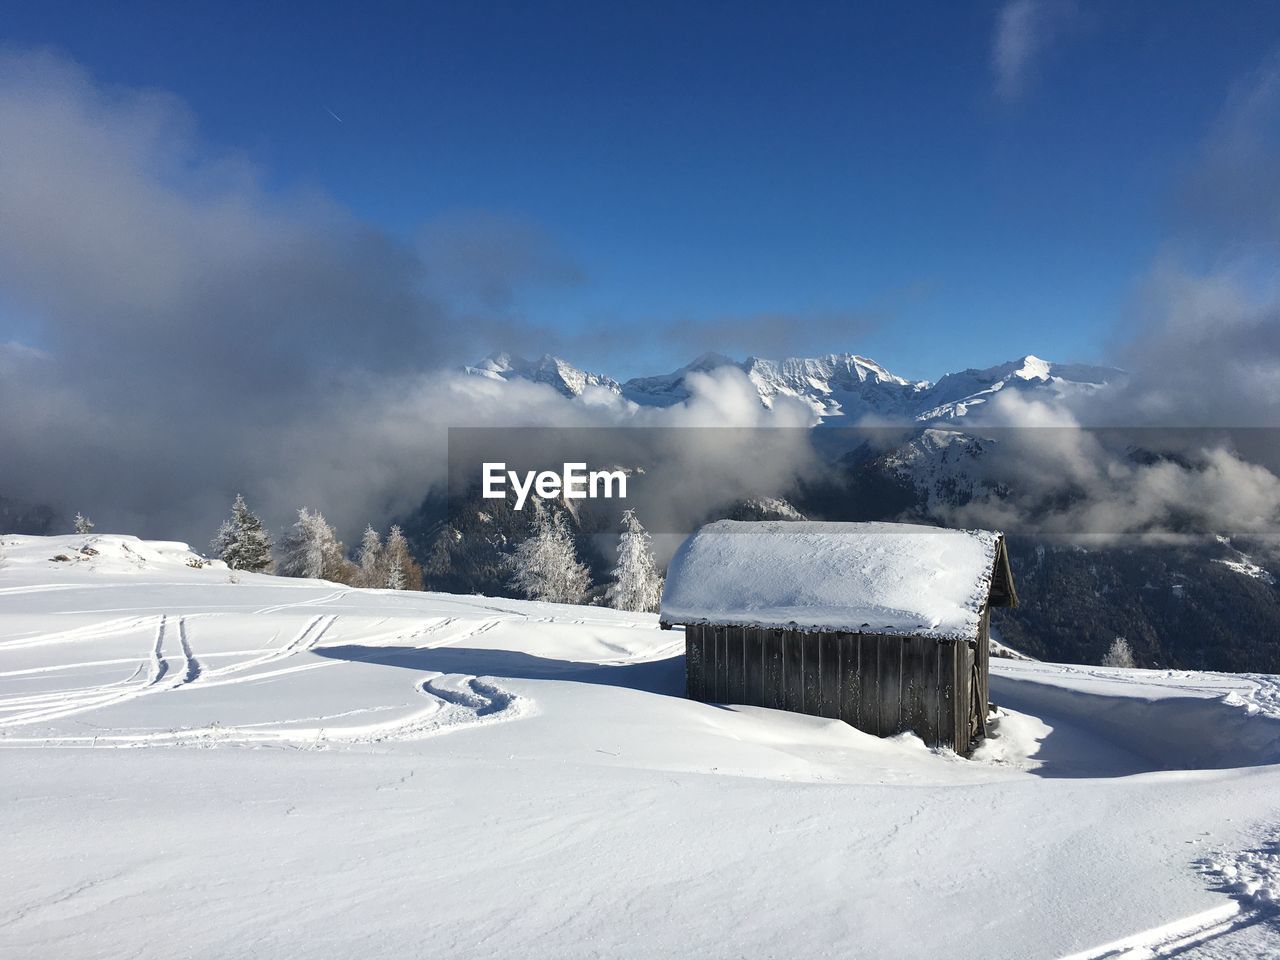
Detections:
[314, 644, 687, 698]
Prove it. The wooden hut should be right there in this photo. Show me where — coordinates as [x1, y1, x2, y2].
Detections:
[659, 520, 1017, 756]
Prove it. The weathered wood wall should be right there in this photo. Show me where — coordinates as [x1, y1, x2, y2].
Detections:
[976, 606, 991, 739]
[684, 624, 985, 755]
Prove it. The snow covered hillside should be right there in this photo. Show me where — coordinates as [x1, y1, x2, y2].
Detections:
[2, 535, 1279, 959]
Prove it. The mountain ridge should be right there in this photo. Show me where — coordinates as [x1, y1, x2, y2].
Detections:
[465, 350, 1125, 423]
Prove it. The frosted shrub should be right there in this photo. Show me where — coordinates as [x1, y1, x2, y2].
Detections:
[1102, 637, 1136, 668]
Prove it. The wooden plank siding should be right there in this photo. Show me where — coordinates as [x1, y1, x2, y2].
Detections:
[902, 636, 929, 744]
[858, 635, 880, 736]
[743, 627, 763, 708]
[783, 628, 804, 713]
[977, 607, 991, 738]
[725, 625, 746, 706]
[685, 626, 705, 701]
[950, 639, 971, 753]
[763, 627, 784, 710]
[818, 631, 840, 719]
[683, 624, 987, 756]
[838, 632, 862, 729]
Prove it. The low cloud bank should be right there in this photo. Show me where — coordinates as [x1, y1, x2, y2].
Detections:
[0, 51, 822, 546]
[930, 395, 1280, 538]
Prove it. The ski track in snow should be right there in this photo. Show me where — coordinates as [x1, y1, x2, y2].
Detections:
[417, 673, 522, 730]
[0, 607, 528, 746]
[1063, 835, 1280, 959]
[1059, 902, 1263, 959]
[149, 614, 168, 686]
[0, 663, 146, 713]
[0, 615, 152, 651]
[194, 614, 334, 687]
[176, 616, 201, 685]
[0, 614, 209, 729]
[251, 588, 351, 616]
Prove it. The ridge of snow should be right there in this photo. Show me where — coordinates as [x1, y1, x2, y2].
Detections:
[0, 534, 229, 579]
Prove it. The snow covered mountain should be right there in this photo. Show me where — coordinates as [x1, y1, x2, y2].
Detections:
[744, 353, 929, 419]
[464, 352, 623, 398]
[618, 351, 742, 407]
[621, 352, 930, 420]
[914, 355, 1117, 420]
[877, 427, 1002, 512]
[468, 350, 1122, 423]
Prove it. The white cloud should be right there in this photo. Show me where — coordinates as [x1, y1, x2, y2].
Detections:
[991, 0, 1077, 102]
[0, 50, 594, 542]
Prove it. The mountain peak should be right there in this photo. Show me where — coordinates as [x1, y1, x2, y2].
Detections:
[684, 351, 739, 371]
[475, 351, 516, 373]
[463, 352, 621, 398]
[1012, 355, 1052, 381]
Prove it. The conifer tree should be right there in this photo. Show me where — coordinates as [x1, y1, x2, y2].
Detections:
[276, 508, 355, 583]
[73, 512, 94, 535]
[210, 495, 274, 572]
[506, 503, 590, 604]
[605, 509, 663, 612]
[357, 525, 384, 587]
[382, 525, 423, 590]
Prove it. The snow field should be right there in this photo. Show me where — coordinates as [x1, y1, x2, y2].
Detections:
[1, 534, 1279, 958]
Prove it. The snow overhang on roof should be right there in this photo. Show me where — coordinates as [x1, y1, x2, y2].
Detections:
[659, 520, 1012, 641]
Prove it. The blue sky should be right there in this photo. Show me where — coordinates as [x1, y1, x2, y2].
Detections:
[5, 1, 1279, 380]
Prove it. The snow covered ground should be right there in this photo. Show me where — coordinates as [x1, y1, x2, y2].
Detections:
[2, 534, 1279, 958]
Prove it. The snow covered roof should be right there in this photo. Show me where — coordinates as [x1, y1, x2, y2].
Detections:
[660, 521, 1014, 640]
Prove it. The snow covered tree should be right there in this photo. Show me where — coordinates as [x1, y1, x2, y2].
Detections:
[387, 557, 406, 590]
[209, 495, 273, 572]
[506, 503, 590, 604]
[1102, 636, 1135, 668]
[357, 525, 384, 587]
[382, 525, 423, 590]
[73, 512, 94, 535]
[276, 508, 356, 583]
[605, 509, 663, 612]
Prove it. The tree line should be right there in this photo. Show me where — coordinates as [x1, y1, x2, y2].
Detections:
[206, 494, 663, 612]
[209, 495, 423, 590]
